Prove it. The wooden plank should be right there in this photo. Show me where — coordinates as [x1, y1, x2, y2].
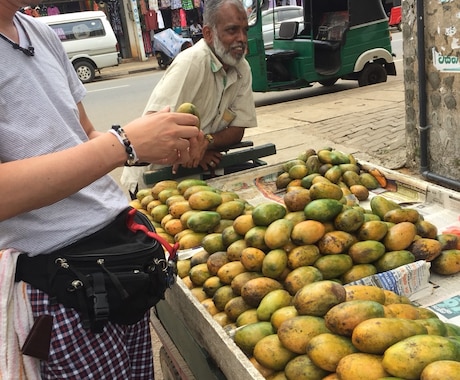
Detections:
[143, 143, 276, 185]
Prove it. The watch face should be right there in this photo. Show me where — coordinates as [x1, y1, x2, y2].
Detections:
[206, 134, 214, 144]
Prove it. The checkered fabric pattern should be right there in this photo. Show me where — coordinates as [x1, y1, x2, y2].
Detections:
[27, 286, 154, 379]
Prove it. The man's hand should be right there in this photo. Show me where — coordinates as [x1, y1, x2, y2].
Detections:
[172, 132, 207, 173]
[123, 109, 200, 166]
[199, 150, 223, 171]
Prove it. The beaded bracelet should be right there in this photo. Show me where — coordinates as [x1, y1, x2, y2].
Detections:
[108, 125, 139, 166]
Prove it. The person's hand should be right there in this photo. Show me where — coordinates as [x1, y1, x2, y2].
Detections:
[171, 132, 206, 173]
[180, 133, 207, 168]
[199, 150, 223, 171]
[123, 107, 200, 165]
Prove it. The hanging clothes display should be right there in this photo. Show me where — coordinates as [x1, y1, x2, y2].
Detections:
[47, 5, 60, 15]
[107, 0, 123, 36]
[181, 0, 193, 11]
[170, 8, 181, 30]
[179, 8, 187, 27]
[143, 31, 152, 54]
[139, 0, 148, 15]
[170, 0, 181, 10]
[156, 10, 165, 28]
[144, 10, 158, 31]
[159, 0, 172, 29]
[149, 0, 159, 11]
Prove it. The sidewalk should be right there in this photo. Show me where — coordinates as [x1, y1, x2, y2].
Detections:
[102, 58, 407, 171]
[98, 57, 160, 79]
[249, 76, 406, 171]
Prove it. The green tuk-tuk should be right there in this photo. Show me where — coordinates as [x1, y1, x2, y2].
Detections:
[246, 0, 396, 91]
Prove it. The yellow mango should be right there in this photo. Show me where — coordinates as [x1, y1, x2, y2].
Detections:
[262, 249, 288, 279]
[293, 280, 346, 316]
[383, 221, 417, 251]
[264, 219, 294, 249]
[240, 277, 283, 307]
[336, 353, 390, 380]
[188, 190, 222, 210]
[306, 333, 359, 372]
[344, 284, 386, 304]
[325, 299, 385, 336]
[421, 360, 460, 380]
[253, 334, 297, 371]
[382, 335, 459, 379]
[283, 265, 323, 296]
[284, 354, 330, 380]
[277, 315, 330, 354]
[351, 317, 427, 354]
[224, 296, 253, 322]
[256, 289, 292, 321]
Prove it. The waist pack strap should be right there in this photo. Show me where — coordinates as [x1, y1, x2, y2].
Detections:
[126, 208, 179, 260]
[92, 272, 109, 330]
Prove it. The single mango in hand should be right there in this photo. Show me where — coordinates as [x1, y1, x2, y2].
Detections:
[176, 102, 201, 129]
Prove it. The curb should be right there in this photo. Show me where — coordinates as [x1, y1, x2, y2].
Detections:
[127, 67, 158, 75]
[101, 57, 160, 78]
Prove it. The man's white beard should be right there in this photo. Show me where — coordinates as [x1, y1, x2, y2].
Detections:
[212, 33, 244, 67]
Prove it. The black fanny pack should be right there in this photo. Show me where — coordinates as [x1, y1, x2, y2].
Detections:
[15, 207, 178, 333]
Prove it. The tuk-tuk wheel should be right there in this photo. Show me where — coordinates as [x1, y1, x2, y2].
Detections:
[358, 63, 387, 87]
[319, 78, 338, 87]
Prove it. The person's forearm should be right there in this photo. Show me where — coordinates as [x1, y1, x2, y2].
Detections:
[0, 132, 127, 221]
[209, 126, 244, 149]
[0, 111, 199, 221]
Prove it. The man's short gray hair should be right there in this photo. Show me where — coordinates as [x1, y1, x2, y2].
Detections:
[203, 0, 247, 28]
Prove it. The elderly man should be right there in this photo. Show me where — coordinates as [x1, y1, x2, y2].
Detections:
[122, 0, 258, 196]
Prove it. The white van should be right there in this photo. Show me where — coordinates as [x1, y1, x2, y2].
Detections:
[38, 11, 121, 83]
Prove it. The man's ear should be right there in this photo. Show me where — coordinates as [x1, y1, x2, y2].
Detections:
[202, 25, 213, 44]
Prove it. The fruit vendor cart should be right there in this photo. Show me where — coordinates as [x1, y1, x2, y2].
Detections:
[147, 159, 460, 380]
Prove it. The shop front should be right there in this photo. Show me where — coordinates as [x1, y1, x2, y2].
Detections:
[23, 0, 204, 60]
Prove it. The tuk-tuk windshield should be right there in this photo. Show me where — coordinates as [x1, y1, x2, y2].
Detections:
[247, 0, 261, 26]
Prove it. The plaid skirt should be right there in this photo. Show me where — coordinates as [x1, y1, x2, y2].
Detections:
[27, 285, 154, 379]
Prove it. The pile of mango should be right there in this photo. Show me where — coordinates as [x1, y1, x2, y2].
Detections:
[130, 177, 254, 250]
[130, 148, 460, 380]
[232, 282, 460, 380]
[275, 147, 386, 208]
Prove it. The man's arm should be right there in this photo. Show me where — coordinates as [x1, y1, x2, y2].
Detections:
[207, 126, 245, 150]
[0, 111, 199, 221]
[191, 126, 245, 171]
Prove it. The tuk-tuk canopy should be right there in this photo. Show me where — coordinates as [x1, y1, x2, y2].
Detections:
[304, 0, 387, 27]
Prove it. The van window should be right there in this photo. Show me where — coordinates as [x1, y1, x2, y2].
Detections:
[49, 19, 106, 41]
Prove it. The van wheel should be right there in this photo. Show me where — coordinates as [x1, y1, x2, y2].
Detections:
[74, 61, 95, 83]
[358, 63, 387, 87]
[319, 78, 338, 87]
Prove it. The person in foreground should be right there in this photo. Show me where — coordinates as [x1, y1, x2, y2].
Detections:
[121, 0, 258, 196]
[0, 0, 200, 378]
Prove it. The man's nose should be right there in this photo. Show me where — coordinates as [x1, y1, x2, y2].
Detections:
[236, 28, 248, 42]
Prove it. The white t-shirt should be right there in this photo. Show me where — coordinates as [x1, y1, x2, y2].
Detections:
[0, 13, 127, 256]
